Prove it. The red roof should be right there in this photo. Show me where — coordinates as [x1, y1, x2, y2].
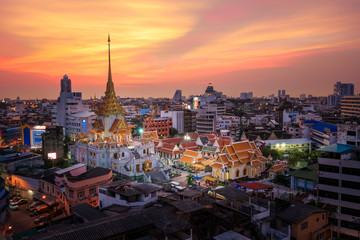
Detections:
[238, 182, 274, 190]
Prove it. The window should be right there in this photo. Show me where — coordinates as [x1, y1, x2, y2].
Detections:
[347, 131, 356, 136]
[113, 153, 118, 159]
[322, 214, 325, 220]
[342, 180, 360, 190]
[319, 164, 339, 173]
[316, 232, 325, 240]
[319, 190, 338, 200]
[78, 191, 85, 200]
[341, 207, 360, 217]
[69, 190, 74, 198]
[301, 221, 308, 230]
[318, 177, 339, 186]
[89, 188, 96, 197]
[122, 152, 125, 157]
[341, 193, 359, 204]
[342, 167, 360, 176]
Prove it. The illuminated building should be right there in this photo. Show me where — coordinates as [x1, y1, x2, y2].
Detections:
[75, 36, 170, 183]
[21, 124, 46, 149]
[210, 140, 267, 181]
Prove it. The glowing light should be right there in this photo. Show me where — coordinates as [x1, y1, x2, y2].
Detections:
[42, 195, 46, 199]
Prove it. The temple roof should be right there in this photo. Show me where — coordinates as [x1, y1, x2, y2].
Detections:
[96, 35, 126, 117]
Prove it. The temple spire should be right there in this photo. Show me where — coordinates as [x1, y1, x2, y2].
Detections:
[106, 33, 115, 95]
[95, 35, 126, 117]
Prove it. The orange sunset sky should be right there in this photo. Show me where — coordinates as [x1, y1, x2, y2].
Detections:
[0, 0, 360, 99]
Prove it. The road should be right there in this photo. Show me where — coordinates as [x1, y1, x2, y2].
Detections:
[10, 202, 37, 234]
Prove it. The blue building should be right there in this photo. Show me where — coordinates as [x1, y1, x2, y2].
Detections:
[289, 164, 318, 194]
[304, 120, 337, 149]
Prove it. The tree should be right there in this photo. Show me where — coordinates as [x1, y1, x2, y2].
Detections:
[170, 128, 178, 137]
[261, 146, 283, 160]
[273, 173, 290, 187]
[288, 149, 307, 168]
[186, 174, 194, 186]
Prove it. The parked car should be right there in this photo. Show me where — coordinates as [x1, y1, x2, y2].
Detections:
[16, 199, 28, 205]
[188, 169, 195, 173]
[10, 197, 21, 203]
[9, 203, 19, 211]
[34, 214, 51, 224]
[30, 210, 41, 217]
[27, 201, 41, 211]
[36, 204, 49, 213]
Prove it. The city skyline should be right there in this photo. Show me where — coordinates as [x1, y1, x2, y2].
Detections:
[1, 0, 360, 99]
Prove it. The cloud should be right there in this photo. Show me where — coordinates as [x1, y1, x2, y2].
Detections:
[0, 0, 360, 98]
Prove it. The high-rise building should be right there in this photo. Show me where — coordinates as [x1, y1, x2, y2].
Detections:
[282, 89, 286, 96]
[278, 90, 281, 98]
[318, 144, 360, 238]
[61, 74, 72, 92]
[341, 96, 360, 118]
[56, 75, 90, 130]
[172, 90, 182, 103]
[334, 82, 354, 96]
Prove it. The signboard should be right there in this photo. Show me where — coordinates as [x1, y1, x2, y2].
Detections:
[48, 152, 57, 160]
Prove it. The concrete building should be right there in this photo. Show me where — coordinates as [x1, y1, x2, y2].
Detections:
[196, 110, 216, 135]
[337, 121, 360, 147]
[184, 110, 197, 133]
[289, 164, 317, 194]
[98, 179, 161, 209]
[0, 151, 43, 174]
[264, 138, 312, 155]
[56, 74, 90, 134]
[143, 117, 172, 137]
[318, 144, 360, 238]
[341, 96, 360, 118]
[0, 177, 10, 236]
[42, 126, 65, 160]
[172, 90, 182, 103]
[334, 82, 354, 96]
[66, 111, 96, 140]
[160, 110, 184, 133]
[301, 120, 337, 149]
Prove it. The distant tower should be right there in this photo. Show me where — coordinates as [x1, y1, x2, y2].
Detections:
[278, 90, 281, 98]
[282, 89, 285, 97]
[61, 74, 72, 92]
[172, 90, 182, 103]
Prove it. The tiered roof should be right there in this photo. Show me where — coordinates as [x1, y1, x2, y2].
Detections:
[211, 140, 267, 169]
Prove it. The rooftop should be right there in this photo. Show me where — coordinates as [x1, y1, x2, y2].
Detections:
[72, 203, 108, 222]
[66, 167, 111, 183]
[55, 163, 86, 175]
[277, 201, 326, 224]
[214, 186, 249, 201]
[264, 138, 311, 145]
[289, 164, 317, 181]
[170, 199, 205, 213]
[318, 143, 355, 154]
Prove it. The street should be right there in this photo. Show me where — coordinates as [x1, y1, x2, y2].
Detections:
[10, 202, 37, 234]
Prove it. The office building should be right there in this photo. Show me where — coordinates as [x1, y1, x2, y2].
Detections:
[341, 96, 360, 118]
[318, 144, 360, 238]
[334, 82, 354, 96]
[160, 110, 184, 133]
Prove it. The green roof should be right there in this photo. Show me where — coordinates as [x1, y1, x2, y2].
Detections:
[289, 164, 318, 181]
[318, 144, 355, 154]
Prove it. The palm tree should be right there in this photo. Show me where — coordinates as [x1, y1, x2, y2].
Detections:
[186, 174, 194, 186]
